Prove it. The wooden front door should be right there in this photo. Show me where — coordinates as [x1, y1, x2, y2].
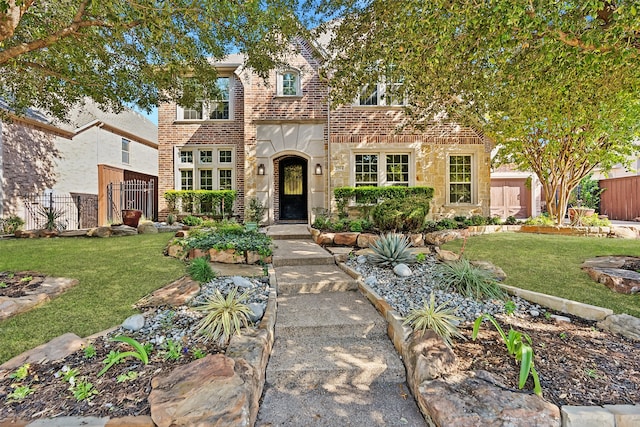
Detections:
[279, 157, 307, 221]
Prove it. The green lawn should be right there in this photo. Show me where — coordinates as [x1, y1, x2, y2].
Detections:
[0, 234, 185, 364]
[441, 233, 640, 318]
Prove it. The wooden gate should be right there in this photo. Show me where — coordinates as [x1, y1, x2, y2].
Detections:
[599, 176, 640, 220]
[490, 178, 530, 219]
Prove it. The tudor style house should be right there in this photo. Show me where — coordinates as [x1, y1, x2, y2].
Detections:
[158, 39, 492, 224]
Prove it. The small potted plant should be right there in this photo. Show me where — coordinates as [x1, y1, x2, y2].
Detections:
[245, 197, 266, 231]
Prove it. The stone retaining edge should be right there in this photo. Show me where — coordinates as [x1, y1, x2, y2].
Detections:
[499, 284, 613, 321]
[337, 262, 640, 427]
[1, 266, 279, 427]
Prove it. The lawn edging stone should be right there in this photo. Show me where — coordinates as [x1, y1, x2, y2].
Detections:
[0, 269, 278, 427]
[0, 276, 79, 322]
[337, 261, 640, 427]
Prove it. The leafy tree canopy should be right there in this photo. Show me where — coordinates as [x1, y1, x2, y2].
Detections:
[0, 0, 322, 119]
[327, 0, 640, 222]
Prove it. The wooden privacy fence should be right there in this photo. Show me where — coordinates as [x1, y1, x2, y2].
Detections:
[599, 176, 640, 221]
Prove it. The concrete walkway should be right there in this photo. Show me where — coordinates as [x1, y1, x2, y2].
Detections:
[256, 225, 425, 426]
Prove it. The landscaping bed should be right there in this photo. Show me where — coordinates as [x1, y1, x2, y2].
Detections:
[0, 275, 270, 421]
[346, 257, 640, 407]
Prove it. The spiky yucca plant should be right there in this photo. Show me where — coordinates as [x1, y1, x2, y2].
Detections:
[194, 287, 252, 346]
[403, 293, 464, 348]
[368, 233, 414, 267]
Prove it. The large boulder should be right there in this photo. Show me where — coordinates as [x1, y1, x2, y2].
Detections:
[417, 371, 560, 426]
[209, 248, 245, 264]
[149, 354, 252, 427]
[110, 224, 138, 236]
[405, 331, 456, 391]
[334, 232, 359, 246]
[424, 229, 465, 246]
[137, 220, 158, 234]
[356, 233, 379, 248]
[135, 276, 200, 309]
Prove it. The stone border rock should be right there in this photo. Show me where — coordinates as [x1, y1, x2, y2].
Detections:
[310, 223, 638, 250]
[0, 277, 79, 322]
[338, 262, 640, 427]
[0, 267, 278, 427]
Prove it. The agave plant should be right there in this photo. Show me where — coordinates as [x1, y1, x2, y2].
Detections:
[404, 292, 464, 348]
[193, 287, 252, 346]
[368, 233, 414, 267]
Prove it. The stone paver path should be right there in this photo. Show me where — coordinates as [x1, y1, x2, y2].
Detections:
[256, 226, 425, 426]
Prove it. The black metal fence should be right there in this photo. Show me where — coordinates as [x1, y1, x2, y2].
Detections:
[20, 192, 98, 230]
[106, 180, 155, 224]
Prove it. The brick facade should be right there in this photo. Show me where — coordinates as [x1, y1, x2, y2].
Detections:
[158, 38, 492, 223]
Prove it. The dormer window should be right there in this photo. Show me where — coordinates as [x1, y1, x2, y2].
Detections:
[177, 76, 232, 121]
[277, 69, 301, 96]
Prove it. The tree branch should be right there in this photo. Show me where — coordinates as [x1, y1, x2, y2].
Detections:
[0, 1, 139, 65]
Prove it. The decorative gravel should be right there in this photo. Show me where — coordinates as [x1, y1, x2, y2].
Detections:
[346, 254, 545, 323]
[118, 276, 270, 347]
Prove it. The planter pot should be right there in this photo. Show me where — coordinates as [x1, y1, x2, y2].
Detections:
[122, 209, 143, 228]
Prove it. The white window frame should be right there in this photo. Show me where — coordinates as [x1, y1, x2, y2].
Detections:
[446, 154, 476, 205]
[176, 75, 233, 121]
[352, 151, 413, 188]
[276, 69, 302, 97]
[357, 80, 406, 107]
[121, 138, 130, 164]
[174, 145, 236, 191]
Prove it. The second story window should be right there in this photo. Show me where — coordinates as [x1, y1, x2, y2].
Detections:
[177, 76, 232, 121]
[277, 70, 301, 96]
[357, 80, 405, 107]
[122, 138, 130, 164]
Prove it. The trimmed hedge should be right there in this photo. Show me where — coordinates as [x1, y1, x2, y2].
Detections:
[371, 195, 431, 232]
[164, 190, 236, 216]
[333, 186, 434, 218]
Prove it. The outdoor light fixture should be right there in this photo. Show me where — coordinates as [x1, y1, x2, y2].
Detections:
[314, 163, 323, 175]
[257, 164, 265, 175]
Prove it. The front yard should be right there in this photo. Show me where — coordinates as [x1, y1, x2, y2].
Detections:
[0, 234, 185, 364]
[442, 232, 640, 317]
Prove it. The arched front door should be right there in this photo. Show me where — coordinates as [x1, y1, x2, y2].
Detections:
[279, 157, 307, 221]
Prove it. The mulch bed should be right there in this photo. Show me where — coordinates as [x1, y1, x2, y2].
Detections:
[0, 335, 223, 419]
[0, 271, 47, 298]
[454, 312, 640, 407]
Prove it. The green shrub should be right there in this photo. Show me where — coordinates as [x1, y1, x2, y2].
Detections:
[0, 215, 25, 234]
[437, 218, 460, 230]
[349, 220, 363, 232]
[368, 233, 414, 267]
[164, 190, 236, 216]
[504, 216, 518, 225]
[185, 228, 272, 256]
[194, 287, 252, 346]
[182, 215, 203, 227]
[577, 215, 611, 227]
[188, 257, 216, 283]
[404, 293, 464, 348]
[334, 186, 434, 220]
[166, 213, 176, 225]
[525, 214, 555, 226]
[372, 195, 431, 232]
[488, 216, 502, 225]
[245, 197, 266, 223]
[435, 258, 505, 300]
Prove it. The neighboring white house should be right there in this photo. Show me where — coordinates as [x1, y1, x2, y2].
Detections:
[0, 100, 158, 228]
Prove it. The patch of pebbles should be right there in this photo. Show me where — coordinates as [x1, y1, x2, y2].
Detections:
[114, 276, 270, 348]
[347, 255, 545, 323]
